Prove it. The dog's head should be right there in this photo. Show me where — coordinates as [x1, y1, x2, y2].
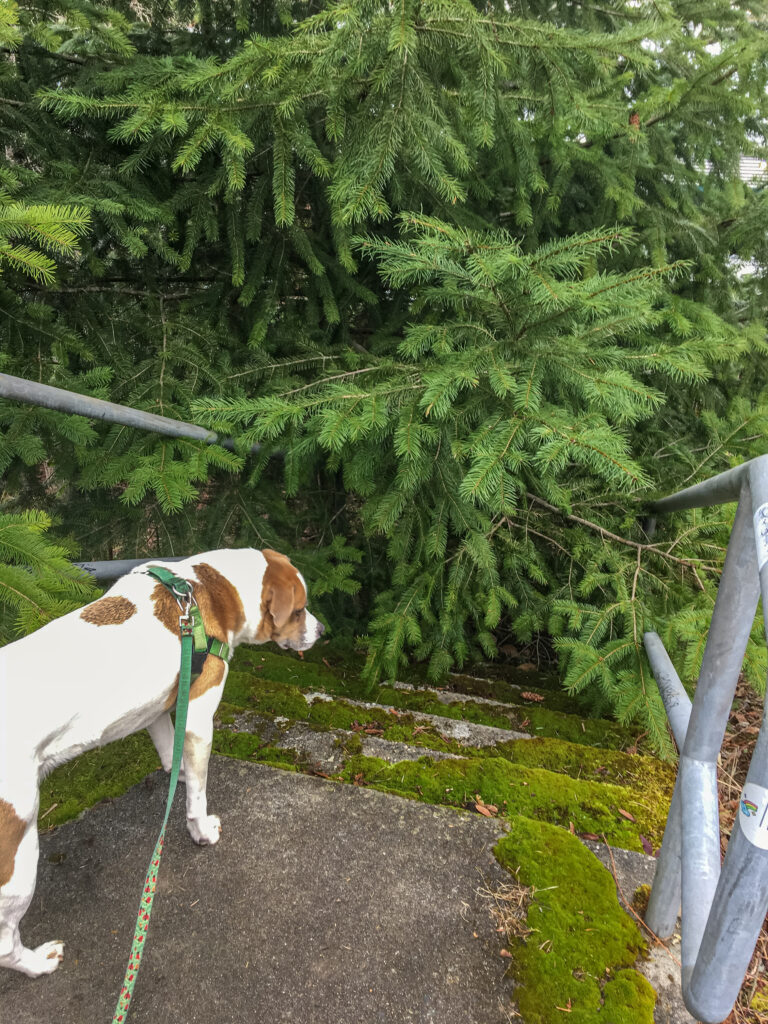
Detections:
[258, 549, 325, 651]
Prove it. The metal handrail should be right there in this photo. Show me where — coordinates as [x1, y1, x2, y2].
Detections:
[74, 557, 187, 581]
[643, 453, 768, 1023]
[0, 373, 264, 455]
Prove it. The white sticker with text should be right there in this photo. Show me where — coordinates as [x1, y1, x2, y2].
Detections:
[755, 504, 768, 573]
[738, 782, 768, 850]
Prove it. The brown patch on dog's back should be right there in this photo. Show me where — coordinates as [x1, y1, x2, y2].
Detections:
[151, 565, 245, 644]
[192, 563, 245, 642]
[80, 596, 136, 626]
[0, 799, 26, 888]
[257, 548, 307, 645]
[152, 584, 180, 638]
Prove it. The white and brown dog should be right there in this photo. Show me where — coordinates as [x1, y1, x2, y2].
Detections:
[0, 547, 324, 978]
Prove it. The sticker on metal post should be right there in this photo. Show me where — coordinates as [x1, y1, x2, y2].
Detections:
[754, 503, 768, 572]
[738, 783, 768, 849]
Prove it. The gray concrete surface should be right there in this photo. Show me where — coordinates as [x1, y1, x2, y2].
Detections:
[302, 692, 531, 746]
[0, 758, 518, 1024]
[220, 713, 465, 770]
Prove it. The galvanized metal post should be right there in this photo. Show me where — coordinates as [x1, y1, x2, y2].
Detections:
[643, 633, 691, 938]
[677, 484, 760, 1018]
[683, 456, 768, 1022]
[644, 632, 692, 748]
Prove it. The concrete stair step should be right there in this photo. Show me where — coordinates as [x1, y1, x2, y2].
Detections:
[302, 690, 531, 745]
[396, 678, 535, 712]
[229, 648, 636, 752]
[219, 713, 464, 770]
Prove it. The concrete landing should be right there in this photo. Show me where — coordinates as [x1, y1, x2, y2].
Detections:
[0, 758, 516, 1024]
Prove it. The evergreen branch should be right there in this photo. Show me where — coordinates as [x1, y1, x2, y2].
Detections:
[27, 286, 195, 299]
[521, 494, 715, 581]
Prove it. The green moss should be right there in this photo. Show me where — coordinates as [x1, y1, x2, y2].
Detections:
[39, 733, 161, 828]
[632, 884, 652, 918]
[601, 970, 656, 1023]
[334, 732, 363, 756]
[495, 820, 653, 1024]
[499, 737, 675, 794]
[231, 646, 358, 694]
[448, 672, 581, 714]
[226, 661, 634, 752]
[212, 729, 299, 769]
[223, 672, 310, 718]
[233, 641, 649, 753]
[214, 700, 239, 725]
[340, 754, 665, 849]
[370, 683, 629, 748]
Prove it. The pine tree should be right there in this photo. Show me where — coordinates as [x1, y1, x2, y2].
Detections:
[1, 0, 767, 749]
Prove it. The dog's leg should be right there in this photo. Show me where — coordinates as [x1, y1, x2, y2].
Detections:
[182, 682, 225, 846]
[0, 787, 64, 977]
[147, 712, 185, 781]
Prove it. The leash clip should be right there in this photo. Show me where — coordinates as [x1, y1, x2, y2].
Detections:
[175, 588, 195, 638]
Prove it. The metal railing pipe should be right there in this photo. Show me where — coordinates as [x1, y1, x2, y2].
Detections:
[677, 485, 760, 1018]
[643, 632, 691, 749]
[643, 633, 692, 938]
[688, 726, 768, 1022]
[684, 456, 768, 1021]
[74, 557, 187, 581]
[0, 373, 262, 455]
[649, 462, 749, 515]
[645, 782, 683, 938]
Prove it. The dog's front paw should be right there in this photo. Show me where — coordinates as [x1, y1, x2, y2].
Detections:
[187, 814, 221, 845]
[25, 940, 65, 976]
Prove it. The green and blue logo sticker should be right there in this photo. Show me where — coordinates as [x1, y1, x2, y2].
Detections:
[739, 783, 768, 848]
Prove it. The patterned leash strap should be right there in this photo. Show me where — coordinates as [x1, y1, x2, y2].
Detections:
[111, 568, 202, 1023]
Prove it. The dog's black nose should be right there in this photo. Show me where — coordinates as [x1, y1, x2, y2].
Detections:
[317, 621, 326, 635]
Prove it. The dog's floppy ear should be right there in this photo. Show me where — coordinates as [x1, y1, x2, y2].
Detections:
[262, 549, 297, 630]
[266, 580, 295, 630]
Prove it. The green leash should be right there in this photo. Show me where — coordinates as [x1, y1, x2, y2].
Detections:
[111, 567, 229, 1024]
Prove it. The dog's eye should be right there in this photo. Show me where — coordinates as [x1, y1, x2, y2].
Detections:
[294, 608, 305, 618]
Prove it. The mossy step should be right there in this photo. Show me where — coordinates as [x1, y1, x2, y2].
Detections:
[338, 754, 665, 853]
[495, 820, 655, 1023]
[214, 712, 668, 852]
[215, 704, 672, 805]
[447, 670, 583, 715]
[225, 658, 636, 752]
[306, 690, 532, 745]
[32, 751, 657, 1024]
[396, 678, 592, 720]
[217, 713, 463, 770]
